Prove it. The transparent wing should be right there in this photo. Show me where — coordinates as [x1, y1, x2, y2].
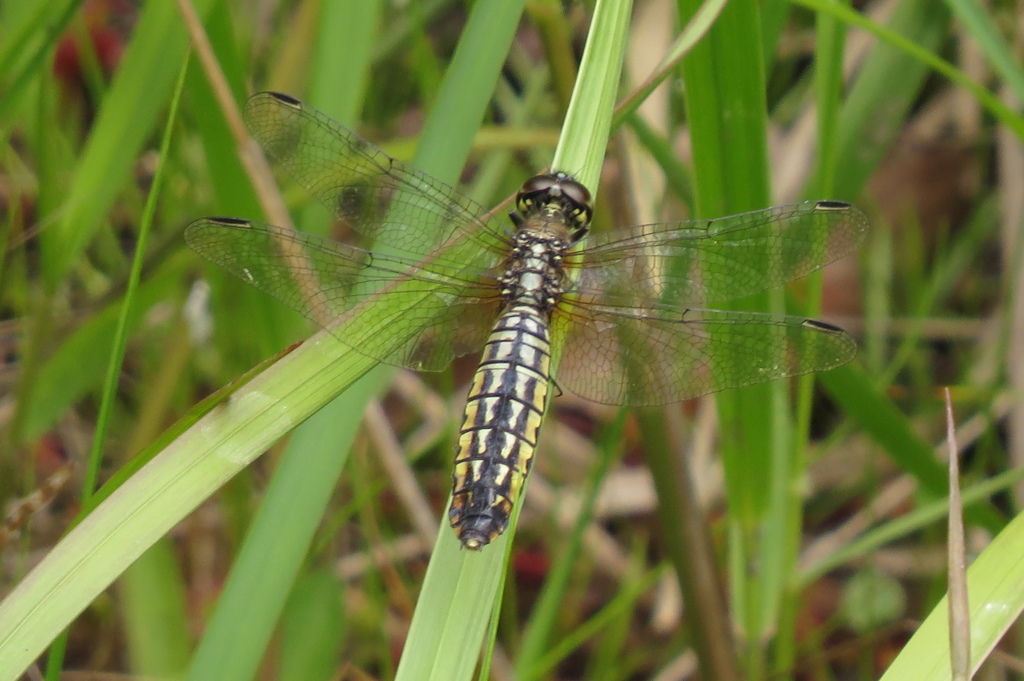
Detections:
[570, 201, 867, 308]
[185, 218, 500, 371]
[244, 91, 511, 265]
[552, 303, 856, 406]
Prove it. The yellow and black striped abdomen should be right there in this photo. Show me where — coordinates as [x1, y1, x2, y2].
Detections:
[449, 304, 552, 550]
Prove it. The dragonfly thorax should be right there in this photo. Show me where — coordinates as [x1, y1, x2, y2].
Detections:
[499, 232, 569, 313]
[498, 173, 595, 313]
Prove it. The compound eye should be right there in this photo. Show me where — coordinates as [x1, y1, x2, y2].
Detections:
[519, 174, 558, 195]
[559, 179, 592, 208]
[516, 174, 559, 213]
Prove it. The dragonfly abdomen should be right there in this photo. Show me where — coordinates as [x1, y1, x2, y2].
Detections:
[449, 303, 553, 550]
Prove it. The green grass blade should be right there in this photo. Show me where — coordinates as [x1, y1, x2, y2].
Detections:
[879, 508, 1024, 679]
[0, 314, 390, 678]
[820, 0, 952, 200]
[943, 0, 1024, 104]
[0, 0, 80, 124]
[19, 268, 185, 442]
[399, 1, 630, 679]
[84, 56, 189, 495]
[610, 0, 728, 134]
[774, 5, 849, 670]
[278, 570, 346, 681]
[799, 467, 1024, 586]
[120, 540, 192, 677]
[183, 388, 375, 681]
[677, 1, 781, 673]
[551, 0, 632, 190]
[517, 413, 627, 677]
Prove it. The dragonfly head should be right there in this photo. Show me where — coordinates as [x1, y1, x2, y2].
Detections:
[514, 173, 594, 241]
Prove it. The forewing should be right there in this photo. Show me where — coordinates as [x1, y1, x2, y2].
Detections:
[571, 201, 867, 307]
[185, 218, 499, 371]
[552, 303, 856, 406]
[346, 293, 502, 372]
[243, 92, 510, 265]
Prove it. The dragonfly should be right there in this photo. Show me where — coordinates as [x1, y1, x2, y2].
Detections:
[186, 92, 867, 550]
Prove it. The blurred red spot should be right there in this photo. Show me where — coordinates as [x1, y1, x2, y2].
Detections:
[513, 547, 550, 581]
[52, 26, 124, 87]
